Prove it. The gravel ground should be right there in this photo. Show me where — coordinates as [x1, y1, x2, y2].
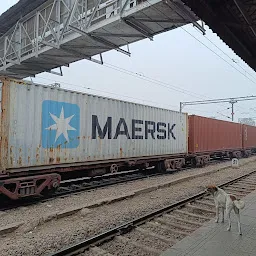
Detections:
[0, 158, 256, 256]
[125, 229, 170, 251]
[142, 222, 181, 241]
[101, 237, 157, 256]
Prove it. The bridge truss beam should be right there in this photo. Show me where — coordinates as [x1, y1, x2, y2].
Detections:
[0, 0, 204, 79]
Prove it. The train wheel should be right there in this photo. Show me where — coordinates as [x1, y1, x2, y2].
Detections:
[110, 164, 119, 173]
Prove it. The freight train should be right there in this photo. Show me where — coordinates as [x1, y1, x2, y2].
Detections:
[0, 78, 256, 200]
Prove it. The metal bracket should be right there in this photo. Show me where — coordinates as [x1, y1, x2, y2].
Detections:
[89, 34, 131, 57]
[123, 18, 153, 41]
[166, 0, 206, 35]
[46, 67, 63, 76]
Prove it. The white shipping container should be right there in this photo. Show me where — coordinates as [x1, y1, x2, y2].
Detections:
[0, 78, 188, 172]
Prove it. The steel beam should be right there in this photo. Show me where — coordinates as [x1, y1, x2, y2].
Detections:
[123, 18, 154, 41]
[6, 59, 20, 65]
[233, 0, 256, 38]
[86, 0, 102, 29]
[60, 46, 103, 65]
[41, 40, 60, 49]
[24, 59, 69, 68]
[89, 34, 131, 56]
[62, 44, 112, 50]
[69, 25, 131, 56]
[166, 0, 205, 35]
[91, 32, 144, 38]
[120, 0, 130, 16]
[133, 17, 188, 24]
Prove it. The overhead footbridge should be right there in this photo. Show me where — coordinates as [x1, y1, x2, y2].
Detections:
[0, 0, 202, 79]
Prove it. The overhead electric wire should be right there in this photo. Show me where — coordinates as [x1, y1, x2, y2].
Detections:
[202, 33, 256, 83]
[181, 26, 256, 87]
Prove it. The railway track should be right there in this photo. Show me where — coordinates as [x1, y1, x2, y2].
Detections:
[49, 169, 256, 256]
[0, 169, 164, 211]
[0, 157, 248, 211]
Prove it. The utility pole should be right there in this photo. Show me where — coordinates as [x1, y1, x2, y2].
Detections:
[229, 99, 238, 121]
[180, 95, 256, 121]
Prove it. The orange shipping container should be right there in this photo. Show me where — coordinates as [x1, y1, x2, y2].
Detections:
[188, 115, 243, 154]
[242, 124, 256, 150]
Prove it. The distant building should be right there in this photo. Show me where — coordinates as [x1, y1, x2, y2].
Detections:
[238, 118, 255, 126]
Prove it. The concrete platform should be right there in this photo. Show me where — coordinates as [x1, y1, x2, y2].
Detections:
[161, 190, 256, 256]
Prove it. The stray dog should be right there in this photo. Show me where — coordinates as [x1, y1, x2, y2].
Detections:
[206, 185, 245, 235]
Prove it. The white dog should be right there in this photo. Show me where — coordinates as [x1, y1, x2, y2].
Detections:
[206, 185, 245, 235]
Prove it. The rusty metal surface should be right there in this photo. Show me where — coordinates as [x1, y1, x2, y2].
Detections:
[188, 115, 243, 154]
[0, 78, 188, 171]
[242, 124, 256, 150]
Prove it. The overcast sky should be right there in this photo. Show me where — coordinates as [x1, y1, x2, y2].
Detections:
[2, 0, 256, 122]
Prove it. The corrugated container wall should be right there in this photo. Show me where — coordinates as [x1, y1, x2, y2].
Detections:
[0, 79, 188, 171]
[242, 124, 256, 149]
[188, 115, 242, 154]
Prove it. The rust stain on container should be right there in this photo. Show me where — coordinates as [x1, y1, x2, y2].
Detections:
[56, 157, 60, 163]
[9, 146, 13, 165]
[18, 156, 22, 165]
[120, 148, 123, 158]
[36, 146, 40, 163]
[49, 158, 54, 163]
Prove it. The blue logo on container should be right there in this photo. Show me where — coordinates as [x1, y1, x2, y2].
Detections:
[42, 100, 80, 148]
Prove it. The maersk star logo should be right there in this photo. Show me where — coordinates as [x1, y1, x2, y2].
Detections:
[42, 101, 80, 148]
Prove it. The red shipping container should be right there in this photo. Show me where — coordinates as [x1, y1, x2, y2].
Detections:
[242, 124, 256, 149]
[188, 115, 243, 154]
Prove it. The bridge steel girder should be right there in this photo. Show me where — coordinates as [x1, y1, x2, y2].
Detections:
[0, 0, 200, 79]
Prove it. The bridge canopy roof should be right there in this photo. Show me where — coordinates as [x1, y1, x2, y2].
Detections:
[183, 0, 256, 72]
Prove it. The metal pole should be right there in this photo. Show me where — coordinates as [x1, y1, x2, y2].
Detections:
[231, 102, 234, 121]
[229, 99, 237, 121]
[180, 102, 183, 113]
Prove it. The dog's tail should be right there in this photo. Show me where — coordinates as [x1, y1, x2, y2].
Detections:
[234, 200, 245, 209]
